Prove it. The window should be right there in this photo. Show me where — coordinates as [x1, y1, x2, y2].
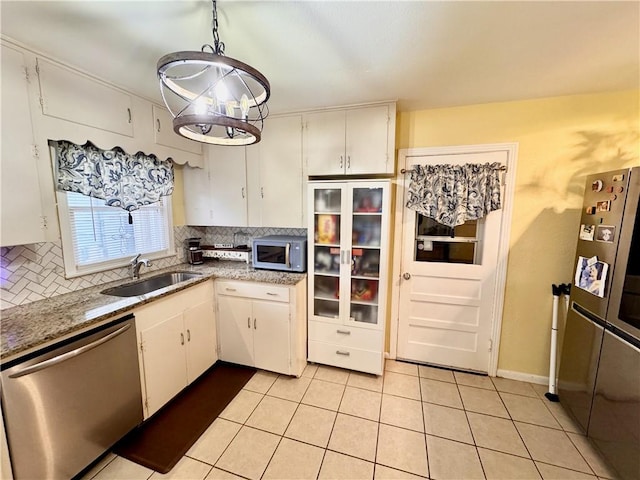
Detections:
[57, 191, 174, 277]
[414, 214, 483, 265]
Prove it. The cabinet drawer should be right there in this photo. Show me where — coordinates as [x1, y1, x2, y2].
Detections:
[216, 280, 289, 303]
[308, 321, 382, 351]
[308, 341, 383, 375]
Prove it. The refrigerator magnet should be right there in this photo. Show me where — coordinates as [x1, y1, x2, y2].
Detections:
[612, 173, 625, 182]
[595, 225, 615, 243]
[579, 224, 595, 241]
[575, 256, 608, 298]
[591, 180, 603, 192]
[596, 200, 611, 212]
[586, 206, 596, 215]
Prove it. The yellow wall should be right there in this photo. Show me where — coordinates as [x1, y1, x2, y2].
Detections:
[396, 89, 640, 377]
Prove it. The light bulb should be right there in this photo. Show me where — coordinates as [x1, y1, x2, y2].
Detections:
[240, 94, 249, 120]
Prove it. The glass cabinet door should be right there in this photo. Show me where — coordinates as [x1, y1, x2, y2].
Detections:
[348, 187, 384, 326]
[312, 187, 342, 320]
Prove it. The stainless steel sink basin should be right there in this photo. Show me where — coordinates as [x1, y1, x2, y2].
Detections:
[101, 271, 203, 297]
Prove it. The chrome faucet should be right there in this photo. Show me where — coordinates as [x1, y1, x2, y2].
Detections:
[129, 254, 152, 279]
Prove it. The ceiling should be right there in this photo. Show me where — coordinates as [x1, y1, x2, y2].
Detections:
[1, 1, 638, 115]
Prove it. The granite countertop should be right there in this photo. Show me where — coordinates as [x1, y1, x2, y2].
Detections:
[0, 260, 306, 362]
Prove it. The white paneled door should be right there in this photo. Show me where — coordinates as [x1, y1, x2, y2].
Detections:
[396, 150, 509, 373]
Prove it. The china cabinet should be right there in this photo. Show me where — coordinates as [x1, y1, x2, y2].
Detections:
[304, 103, 396, 176]
[307, 180, 391, 375]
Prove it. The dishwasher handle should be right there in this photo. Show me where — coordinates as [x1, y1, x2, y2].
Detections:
[8, 323, 132, 378]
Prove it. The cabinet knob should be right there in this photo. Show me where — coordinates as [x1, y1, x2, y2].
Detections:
[403, 272, 411, 280]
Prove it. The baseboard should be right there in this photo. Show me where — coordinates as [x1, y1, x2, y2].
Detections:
[497, 369, 549, 385]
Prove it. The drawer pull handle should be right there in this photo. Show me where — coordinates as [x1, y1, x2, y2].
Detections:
[180, 333, 185, 345]
[336, 329, 351, 335]
[226, 288, 237, 292]
[336, 350, 350, 356]
[247, 317, 251, 328]
[254, 318, 257, 329]
[187, 329, 191, 342]
[266, 292, 278, 296]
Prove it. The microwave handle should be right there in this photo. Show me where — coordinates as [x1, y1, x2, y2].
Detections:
[285, 242, 291, 268]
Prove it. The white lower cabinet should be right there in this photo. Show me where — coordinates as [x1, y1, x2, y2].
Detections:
[216, 279, 307, 376]
[135, 281, 217, 418]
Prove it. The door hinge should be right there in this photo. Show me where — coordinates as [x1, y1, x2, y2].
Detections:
[488, 339, 493, 352]
[39, 96, 44, 110]
[40, 216, 48, 230]
[23, 66, 30, 82]
[31, 144, 39, 158]
[35, 61, 40, 76]
[144, 398, 149, 410]
[139, 340, 144, 353]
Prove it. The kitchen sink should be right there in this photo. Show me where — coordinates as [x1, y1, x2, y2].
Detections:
[101, 271, 203, 297]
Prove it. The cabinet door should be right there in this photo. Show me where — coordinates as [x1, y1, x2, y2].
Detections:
[140, 313, 188, 417]
[259, 115, 304, 227]
[37, 58, 133, 137]
[1, 44, 45, 246]
[345, 184, 389, 328]
[346, 105, 391, 175]
[183, 163, 214, 225]
[218, 295, 254, 366]
[253, 300, 290, 374]
[153, 104, 202, 155]
[304, 110, 345, 176]
[308, 183, 346, 323]
[208, 145, 248, 226]
[184, 299, 217, 383]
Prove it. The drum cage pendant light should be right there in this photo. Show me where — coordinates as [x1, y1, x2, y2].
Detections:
[157, 0, 270, 146]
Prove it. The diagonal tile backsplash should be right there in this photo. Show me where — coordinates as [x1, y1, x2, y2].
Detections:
[0, 225, 306, 310]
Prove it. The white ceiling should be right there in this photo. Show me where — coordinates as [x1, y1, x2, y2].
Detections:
[1, 1, 638, 115]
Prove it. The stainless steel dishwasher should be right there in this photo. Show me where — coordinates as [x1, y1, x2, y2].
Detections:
[1, 314, 143, 479]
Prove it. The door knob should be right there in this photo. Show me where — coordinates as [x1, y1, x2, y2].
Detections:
[403, 272, 411, 280]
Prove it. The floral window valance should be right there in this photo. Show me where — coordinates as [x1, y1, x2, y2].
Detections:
[406, 163, 503, 228]
[55, 140, 174, 212]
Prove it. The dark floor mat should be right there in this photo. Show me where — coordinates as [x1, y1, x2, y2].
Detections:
[114, 361, 256, 474]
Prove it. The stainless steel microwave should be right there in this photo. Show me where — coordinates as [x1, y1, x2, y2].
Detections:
[252, 235, 307, 272]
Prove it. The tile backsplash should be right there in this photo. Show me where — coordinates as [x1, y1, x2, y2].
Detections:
[0, 225, 306, 310]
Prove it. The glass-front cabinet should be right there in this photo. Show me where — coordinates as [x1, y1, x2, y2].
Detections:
[308, 181, 391, 375]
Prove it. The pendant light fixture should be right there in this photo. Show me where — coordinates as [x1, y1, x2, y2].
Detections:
[157, 0, 270, 145]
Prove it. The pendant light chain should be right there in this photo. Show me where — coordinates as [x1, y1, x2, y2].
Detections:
[211, 0, 224, 55]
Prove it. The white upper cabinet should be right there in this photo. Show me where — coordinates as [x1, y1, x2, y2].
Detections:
[183, 145, 248, 227]
[152, 105, 202, 155]
[304, 103, 396, 177]
[183, 114, 305, 228]
[1, 43, 47, 246]
[247, 115, 304, 228]
[36, 58, 134, 137]
[208, 145, 248, 226]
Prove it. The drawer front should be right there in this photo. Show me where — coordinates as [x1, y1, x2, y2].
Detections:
[308, 341, 383, 375]
[308, 321, 382, 351]
[216, 280, 290, 303]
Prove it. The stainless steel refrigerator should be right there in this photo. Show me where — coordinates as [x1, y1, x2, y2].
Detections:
[558, 167, 640, 480]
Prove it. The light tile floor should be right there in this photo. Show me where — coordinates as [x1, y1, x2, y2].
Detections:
[83, 360, 618, 480]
